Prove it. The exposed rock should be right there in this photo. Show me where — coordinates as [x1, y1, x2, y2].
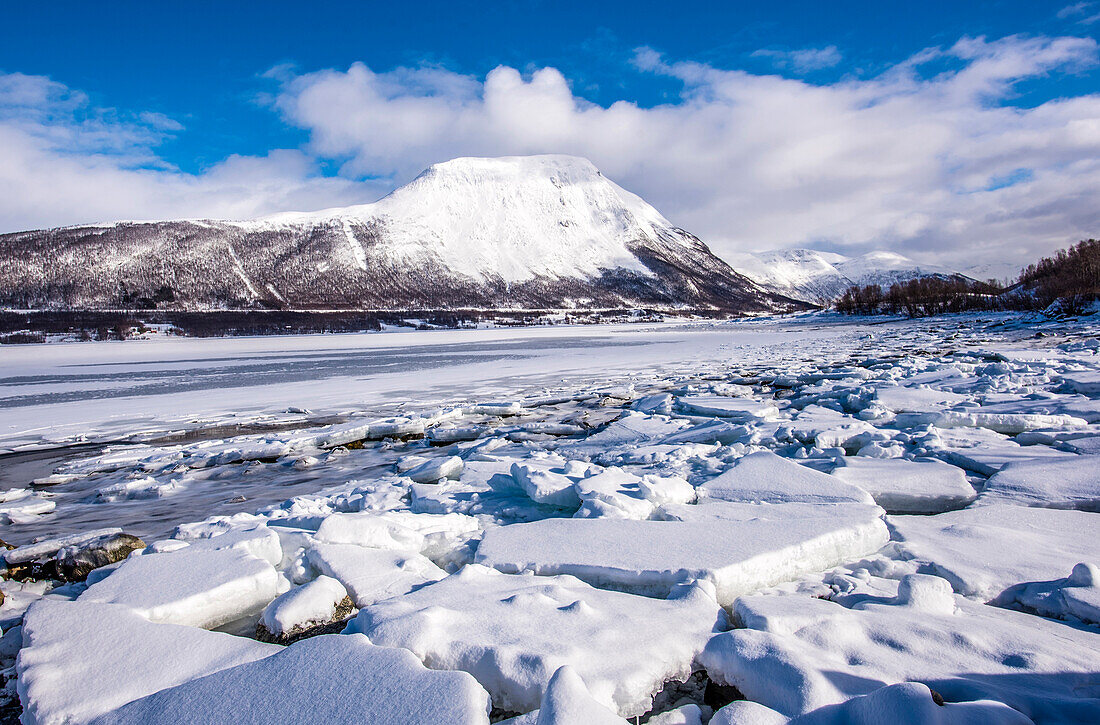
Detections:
[256, 594, 355, 645]
[52, 533, 147, 582]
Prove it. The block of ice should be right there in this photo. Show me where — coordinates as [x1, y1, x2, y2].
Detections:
[699, 452, 875, 505]
[476, 502, 888, 605]
[17, 599, 278, 724]
[831, 457, 974, 513]
[80, 547, 279, 629]
[888, 504, 1100, 599]
[347, 564, 725, 717]
[91, 634, 491, 724]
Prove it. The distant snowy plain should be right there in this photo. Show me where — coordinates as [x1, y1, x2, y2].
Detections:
[2, 312, 1099, 724]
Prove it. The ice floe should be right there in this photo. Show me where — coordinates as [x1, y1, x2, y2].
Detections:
[347, 564, 725, 717]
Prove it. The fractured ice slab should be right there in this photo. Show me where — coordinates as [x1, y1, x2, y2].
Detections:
[346, 564, 725, 718]
[978, 456, 1100, 510]
[476, 501, 888, 605]
[534, 666, 628, 725]
[676, 396, 779, 421]
[888, 504, 1100, 599]
[92, 634, 492, 725]
[17, 599, 278, 724]
[306, 542, 445, 607]
[991, 563, 1100, 625]
[831, 457, 974, 513]
[698, 451, 874, 506]
[699, 575, 1100, 721]
[711, 682, 1032, 725]
[928, 427, 1078, 476]
[873, 385, 967, 413]
[80, 546, 279, 629]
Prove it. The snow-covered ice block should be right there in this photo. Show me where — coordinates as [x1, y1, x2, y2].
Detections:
[405, 455, 464, 483]
[347, 564, 724, 718]
[874, 385, 967, 413]
[711, 683, 1031, 725]
[534, 666, 627, 725]
[80, 547, 279, 629]
[162, 525, 283, 566]
[677, 396, 778, 421]
[699, 451, 874, 505]
[631, 393, 673, 415]
[476, 502, 888, 605]
[789, 406, 877, 450]
[580, 412, 687, 446]
[0, 491, 55, 524]
[991, 563, 1100, 625]
[573, 467, 655, 520]
[831, 457, 974, 513]
[699, 575, 1100, 721]
[929, 427, 1078, 476]
[306, 542, 445, 607]
[978, 457, 1100, 510]
[469, 402, 525, 416]
[3, 528, 123, 567]
[659, 419, 748, 445]
[510, 462, 582, 507]
[1062, 371, 1100, 396]
[900, 410, 1088, 435]
[313, 512, 424, 552]
[888, 504, 1100, 599]
[17, 599, 278, 724]
[91, 634, 492, 725]
[259, 575, 350, 640]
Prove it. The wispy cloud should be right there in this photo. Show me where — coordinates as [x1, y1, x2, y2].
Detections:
[0, 72, 384, 231]
[751, 45, 843, 73]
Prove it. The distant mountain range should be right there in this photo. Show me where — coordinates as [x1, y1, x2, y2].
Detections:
[726, 249, 973, 304]
[0, 155, 803, 314]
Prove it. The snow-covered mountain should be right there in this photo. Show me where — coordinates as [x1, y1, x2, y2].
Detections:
[727, 249, 971, 304]
[0, 155, 801, 313]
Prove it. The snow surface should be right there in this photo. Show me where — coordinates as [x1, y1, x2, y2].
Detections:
[17, 599, 279, 724]
[887, 504, 1100, 599]
[91, 634, 491, 724]
[698, 451, 874, 505]
[346, 564, 725, 717]
[701, 575, 1100, 722]
[831, 457, 975, 513]
[476, 502, 889, 604]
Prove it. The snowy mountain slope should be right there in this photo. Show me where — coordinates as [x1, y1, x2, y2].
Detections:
[0, 155, 801, 313]
[728, 249, 972, 304]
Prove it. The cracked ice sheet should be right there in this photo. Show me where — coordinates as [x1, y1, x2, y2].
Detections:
[0, 320, 871, 452]
[700, 575, 1100, 723]
[345, 564, 725, 718]
[977, 457, 1100, 510]
[475, 501, 889, 605]
[886, 504, 1100, 600]
[91, 634, 492, 725]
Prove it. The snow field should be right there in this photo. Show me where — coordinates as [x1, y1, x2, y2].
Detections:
[3, 313, 1100, 723]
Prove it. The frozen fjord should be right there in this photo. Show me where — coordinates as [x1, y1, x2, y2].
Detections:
[2, 311, 1100, 724]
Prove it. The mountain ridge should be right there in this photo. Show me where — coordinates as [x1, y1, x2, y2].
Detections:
[728, 248, 972, 304]
[0, 155, 804, 314]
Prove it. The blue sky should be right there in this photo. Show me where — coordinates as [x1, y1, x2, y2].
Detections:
[2, 1, 1099, 272]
